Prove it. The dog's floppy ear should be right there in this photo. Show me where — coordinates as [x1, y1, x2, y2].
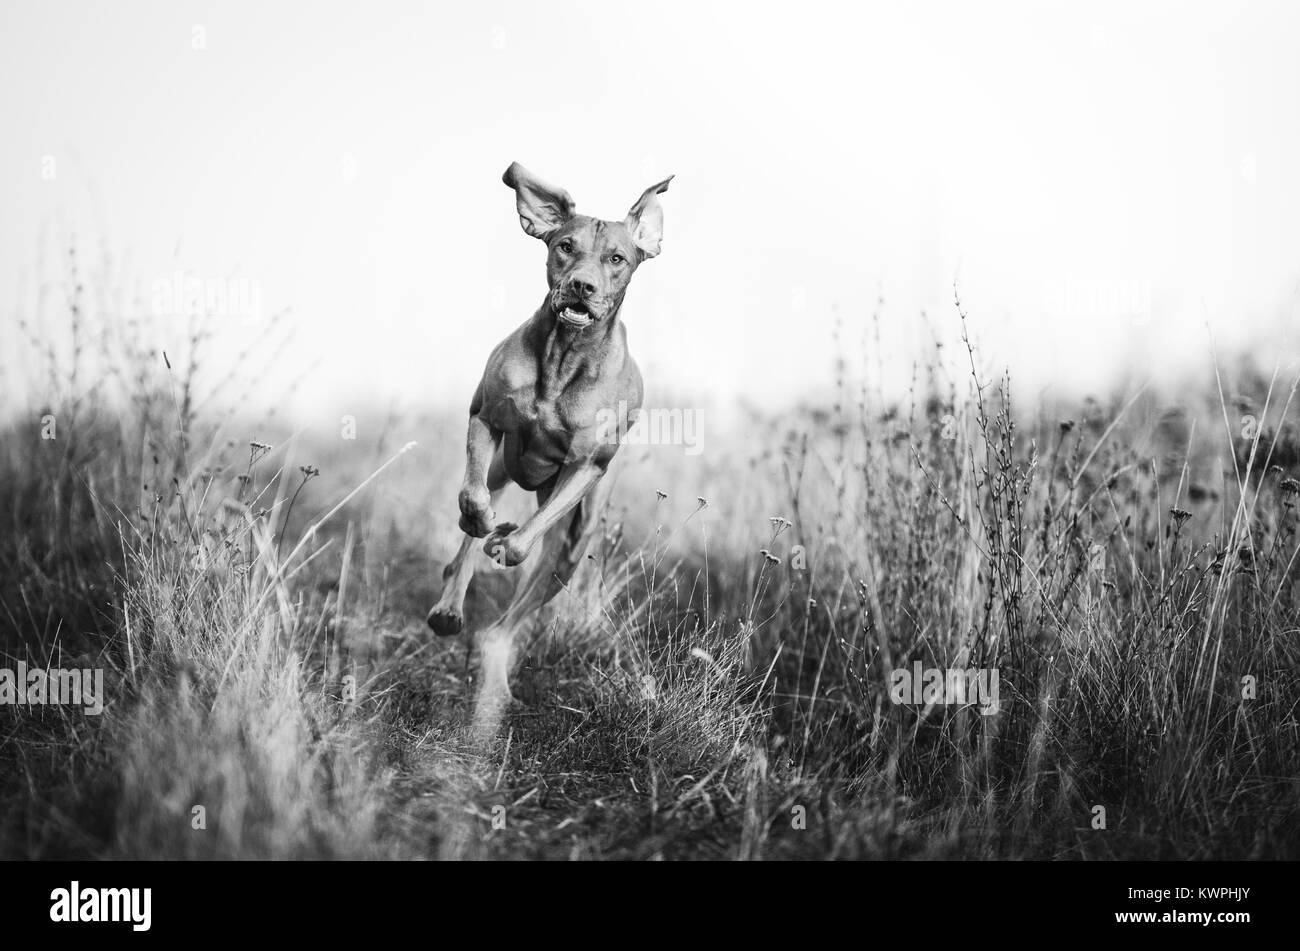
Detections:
[502, 162, 576, 240]
[624, 175, 674, 259]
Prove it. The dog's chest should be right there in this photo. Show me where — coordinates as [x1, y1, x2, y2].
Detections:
[494, 378, 603, 488]
[498, 379, 599, 439]
[495, 341, 602, 436]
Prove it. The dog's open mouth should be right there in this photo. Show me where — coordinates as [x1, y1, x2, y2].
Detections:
[556, 302, 595, 328]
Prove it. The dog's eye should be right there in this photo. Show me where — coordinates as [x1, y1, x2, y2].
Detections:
[609, 253, 624, 265]
[557, 240, 573, 254]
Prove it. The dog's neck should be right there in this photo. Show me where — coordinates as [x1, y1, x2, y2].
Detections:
[531, 296, 625, 400]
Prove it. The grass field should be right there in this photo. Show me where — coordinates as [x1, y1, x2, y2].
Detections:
[2, 264, 1298, 860]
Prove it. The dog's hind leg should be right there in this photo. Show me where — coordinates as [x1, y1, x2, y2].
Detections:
[492, 488, 602, 630]
[536, 480, 607, 630]
[471, 482, 604, 738]
[548, 477, 611, 631]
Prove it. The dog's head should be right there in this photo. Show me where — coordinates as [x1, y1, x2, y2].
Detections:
[503, 162, 672, 330]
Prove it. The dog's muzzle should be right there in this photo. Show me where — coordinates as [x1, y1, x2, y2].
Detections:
[551, 294, 601, 329]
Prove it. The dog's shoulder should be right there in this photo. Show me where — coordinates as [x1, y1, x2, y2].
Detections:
[478, 314, 538, 376]
[610, 324, 644, 409]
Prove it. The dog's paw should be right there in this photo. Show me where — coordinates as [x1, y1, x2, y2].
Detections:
[458, 487, 495, 537]
[483, 523, 528, 567]
[426, 603, 464, 637]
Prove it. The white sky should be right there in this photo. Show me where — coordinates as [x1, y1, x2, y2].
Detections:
[3, 0, 1299, 423]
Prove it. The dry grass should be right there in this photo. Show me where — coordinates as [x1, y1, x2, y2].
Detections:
[2, 249, 1298, 859]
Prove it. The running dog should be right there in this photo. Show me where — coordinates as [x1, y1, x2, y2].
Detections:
[427, 162, 672, 733]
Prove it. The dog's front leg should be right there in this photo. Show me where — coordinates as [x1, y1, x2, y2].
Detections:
[458, 413, 499, 537]
[484, 460, 603, 567]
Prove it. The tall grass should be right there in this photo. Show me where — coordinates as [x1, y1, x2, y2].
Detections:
[1, 247, 1297, 859]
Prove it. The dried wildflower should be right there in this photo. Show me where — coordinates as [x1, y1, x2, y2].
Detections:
[640, 675, 658, 701]
[1059, 420, 1075, 433]
[690, 647, 717, 667]
[696, 496, 709, 509]
[250, 440, 272, 452]
[1280, 477, 1300, 495]
[759, 549, 781, 566]
[1170, 507, 1192, 526]
[299, 464, 320, 478]
[769, 515, 792, 533]
[655, 490, 668, 500]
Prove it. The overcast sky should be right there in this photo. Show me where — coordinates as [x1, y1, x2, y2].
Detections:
[3, 0, 1299, 423]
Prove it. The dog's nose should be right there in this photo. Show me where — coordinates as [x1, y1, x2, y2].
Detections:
[568, 276, 598, 300]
